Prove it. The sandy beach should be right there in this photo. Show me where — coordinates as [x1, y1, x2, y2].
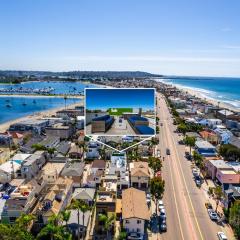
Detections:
[0, 94, 83, 98]
[175, 85, 240, 112]
[0, 101, 83, 133]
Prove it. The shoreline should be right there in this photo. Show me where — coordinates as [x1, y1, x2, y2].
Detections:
[0, 101, 83, 133]
[155, 79, 240, 112]
[0, 94, 83, 98]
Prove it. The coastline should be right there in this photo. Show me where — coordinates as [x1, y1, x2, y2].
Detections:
[0, 94, 83, 98]
[155, 79, 240, 112]
[176, 85, 239, 112]
[0, 101, 82, 133]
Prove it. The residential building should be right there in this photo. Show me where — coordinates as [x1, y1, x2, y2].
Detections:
[9, 119, 49, 134]
[86, 141, 100, 159]
[129, 161, 150, 189]
[199, 130, 219, 145]
[72, 188, 96, 206]
[1, 180, 42, 224]
[95, 190, 116, 233]
[39, 136, 60, 149]
[67, 209, 91, 239]
[205, 159, 230, 180]
[91, 160, 106, 175]
[60, 161, 84, 188]
[41, 162, 65, 183]
[36, 177, 73, 225]
[195, 140, 217, 157]
[45, 123, 74, 140]
[68, 144, 82, 159]
[21, 151, 47, 180]
[122, 188, 150, 236]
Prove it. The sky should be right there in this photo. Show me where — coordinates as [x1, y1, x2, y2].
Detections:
[86, 89, 155, 109]
[0, 0, 240, 77]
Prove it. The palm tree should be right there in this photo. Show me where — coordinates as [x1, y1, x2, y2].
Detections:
[68, 199, 91, 240]
[15, 213, 36, 231]
[98, 213, 115, 240]
[184, 136, 196, 157]
[214, 186, 223, 212]
[61, 210, 71, 227]
[36, 214, 71, 240]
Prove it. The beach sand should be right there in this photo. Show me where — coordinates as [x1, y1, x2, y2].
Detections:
[0, 101, 83, 133]
[169, 85, 240, 112]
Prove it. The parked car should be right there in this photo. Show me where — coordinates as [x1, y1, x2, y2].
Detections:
[208, 209, 219, 221]
[217, 232, 228, 240]
[127, 232, 143, 240]
[195, 176, 202, 187]
[192, 168, 200, 177]
[159, 219, 167, 232]
[158, 200, 164, 211]
[146, 193, 151, 205]
[178, 140, 185, 145]
[185, 152, 192, 160]
[159, 209, 166, 220]
[166, 148, 170, 155]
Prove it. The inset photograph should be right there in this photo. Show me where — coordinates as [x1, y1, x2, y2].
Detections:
[85, 88, 156, 136]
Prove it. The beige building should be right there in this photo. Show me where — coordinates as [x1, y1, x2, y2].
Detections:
[129, 161, 150, 189]
[122, 188, 150, 236]
[38, 177, 73, 224]
[41, 162, 65, 183]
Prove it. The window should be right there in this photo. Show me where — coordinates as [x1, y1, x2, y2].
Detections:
[137, 220, 141, 224]
[125, 220, 129, 224]
[137, 228, 141, 232]
[9, 217, 17, 223]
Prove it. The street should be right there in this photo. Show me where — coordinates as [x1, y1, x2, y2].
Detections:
[156, 93, 230, 240]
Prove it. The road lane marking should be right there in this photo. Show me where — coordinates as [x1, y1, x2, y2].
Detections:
[165, 111, 205, 240]
[158, 105, 185, 240]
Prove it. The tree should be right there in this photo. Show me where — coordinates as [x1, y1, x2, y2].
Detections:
[219, 144, 240, 161]
[15, 213, 36, 231]
[60, 210, 71, 226]
[0, 224, 34, 240]
[118, 230, 127, 240]
[36, 214, 72, 240]
[148, 156, 162, 176]
[214, 186, 223, 212]
[184, 136, 196, 156]
[68, 199, 91, 240]
[229, 201, 240, 239]
[177, 123, 187, 136]
[150, 176, 165, 214]
[193, 151, 203, 167]
[98, 213, 115, 240]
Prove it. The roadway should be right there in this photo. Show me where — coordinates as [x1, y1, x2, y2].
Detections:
[156, 93, 228, 240]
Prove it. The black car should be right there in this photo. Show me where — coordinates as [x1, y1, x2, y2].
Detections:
[166, 148, 170, 155]
[195, 176, 202, 187]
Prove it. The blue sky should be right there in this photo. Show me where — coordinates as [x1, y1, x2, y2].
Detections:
[0, 0, 240, 77]
[86, 89, 155, 109]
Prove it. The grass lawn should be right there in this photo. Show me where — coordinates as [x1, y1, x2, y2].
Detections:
[108, 107, 133, 116]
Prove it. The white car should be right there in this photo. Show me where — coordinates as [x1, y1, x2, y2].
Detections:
[158, 200, 164, 211]
[192, 168, 200, 176]
[217, 232, 228, 240]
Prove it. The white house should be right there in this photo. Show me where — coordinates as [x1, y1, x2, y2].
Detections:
[122, 188, 150, 236]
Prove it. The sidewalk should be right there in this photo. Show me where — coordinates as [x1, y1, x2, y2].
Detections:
[147, 199, 161, 240]
[201, 179, 236, 240]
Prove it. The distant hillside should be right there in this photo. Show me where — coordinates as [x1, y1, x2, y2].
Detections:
[0, 70, 162, 79]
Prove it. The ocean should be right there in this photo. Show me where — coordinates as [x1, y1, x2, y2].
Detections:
[0, 81, 96, 124]
[0, 96, 81, 124]
[157, 77, 240, 110]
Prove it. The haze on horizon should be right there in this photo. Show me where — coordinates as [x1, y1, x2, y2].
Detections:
[0, 0, 240, 77]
